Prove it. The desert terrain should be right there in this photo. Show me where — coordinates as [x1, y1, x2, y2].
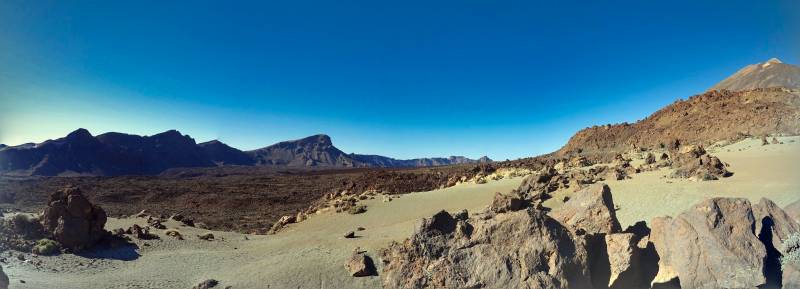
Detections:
[1, 136, 798, 289]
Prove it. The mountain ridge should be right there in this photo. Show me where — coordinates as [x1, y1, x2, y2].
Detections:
[0, 131, 491, 176]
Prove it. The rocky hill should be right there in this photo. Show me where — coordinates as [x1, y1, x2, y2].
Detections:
[559, 59, 800, 159]
[0, 131, 490, 176]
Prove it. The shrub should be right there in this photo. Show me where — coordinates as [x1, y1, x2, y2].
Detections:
[782, 232, 800, 269]
[347, 205, 367, 215]
[32, 239, 60, 255]
[10, 214, 44, 238]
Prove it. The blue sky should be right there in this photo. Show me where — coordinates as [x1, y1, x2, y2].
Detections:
[1, 0, 798, 160]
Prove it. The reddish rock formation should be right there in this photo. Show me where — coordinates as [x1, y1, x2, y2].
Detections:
[40, 187, 108, 250]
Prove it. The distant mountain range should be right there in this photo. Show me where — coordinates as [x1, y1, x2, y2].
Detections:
[0, 130, 491, 176]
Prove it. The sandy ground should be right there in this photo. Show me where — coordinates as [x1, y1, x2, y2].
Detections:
[545, 136, 800, 228]
[2, 177, 524, 289]
[2, 137, 798, 289]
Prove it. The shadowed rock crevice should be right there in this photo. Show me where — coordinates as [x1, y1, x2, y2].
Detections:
[759, 216, 783, 289]
[587, 235, 611, 289]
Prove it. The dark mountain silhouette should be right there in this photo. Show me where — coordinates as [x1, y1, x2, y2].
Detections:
[198, 140, 255, 166]
[247, 134, 360, 167]
[245, 134, 490, 168]
[0, 130, 490, 176]
[0, 129, 213, 176]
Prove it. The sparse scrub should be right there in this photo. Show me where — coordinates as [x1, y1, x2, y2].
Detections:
[10, 214, 44, 238]
[32, 238, 61, 255]
[348, 205, 367, 215]
[782, 232, 800, 269]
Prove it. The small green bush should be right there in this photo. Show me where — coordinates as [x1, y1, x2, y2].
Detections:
[781, 232, 800, 269]
[32, 238, 60, 255]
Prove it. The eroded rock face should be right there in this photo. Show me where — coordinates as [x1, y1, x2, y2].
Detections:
[649, 198, 767, 289]
[380, 209, 592, 289]
[550, 183, 622, 235]
[40, 187, 108, 250]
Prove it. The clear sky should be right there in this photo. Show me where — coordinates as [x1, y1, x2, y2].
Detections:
[1, 0, 798, 160]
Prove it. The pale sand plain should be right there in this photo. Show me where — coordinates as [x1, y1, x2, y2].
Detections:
[3, 137, 799, 289]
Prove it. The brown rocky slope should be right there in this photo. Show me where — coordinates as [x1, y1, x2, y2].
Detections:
[559, 88, 800, 160]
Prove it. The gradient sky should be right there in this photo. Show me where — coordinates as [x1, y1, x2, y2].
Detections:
[1, 0, 798, 160]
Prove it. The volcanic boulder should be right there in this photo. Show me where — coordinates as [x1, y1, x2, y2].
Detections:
[380, 209, 592, 289]
[40, 187, 108, 250]
[649, 198, 767, 288]
[550, 183, 622, 235]
[345, 249, 377, 277]
[488, 192, 526, 214]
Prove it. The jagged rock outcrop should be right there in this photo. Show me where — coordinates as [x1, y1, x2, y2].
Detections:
[669, 145, 732, 181]
[649, 198, 768, 288]
[40, 187, 108, 250]
[380, 209, 592, 289]
[550, 184, 622, 235]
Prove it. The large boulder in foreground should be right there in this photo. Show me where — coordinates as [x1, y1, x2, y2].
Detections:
[40, 187, 108, 250]
[550, 183, 622, 235]
[380, 209, 591, 289]
[650, 198, 767, 288]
